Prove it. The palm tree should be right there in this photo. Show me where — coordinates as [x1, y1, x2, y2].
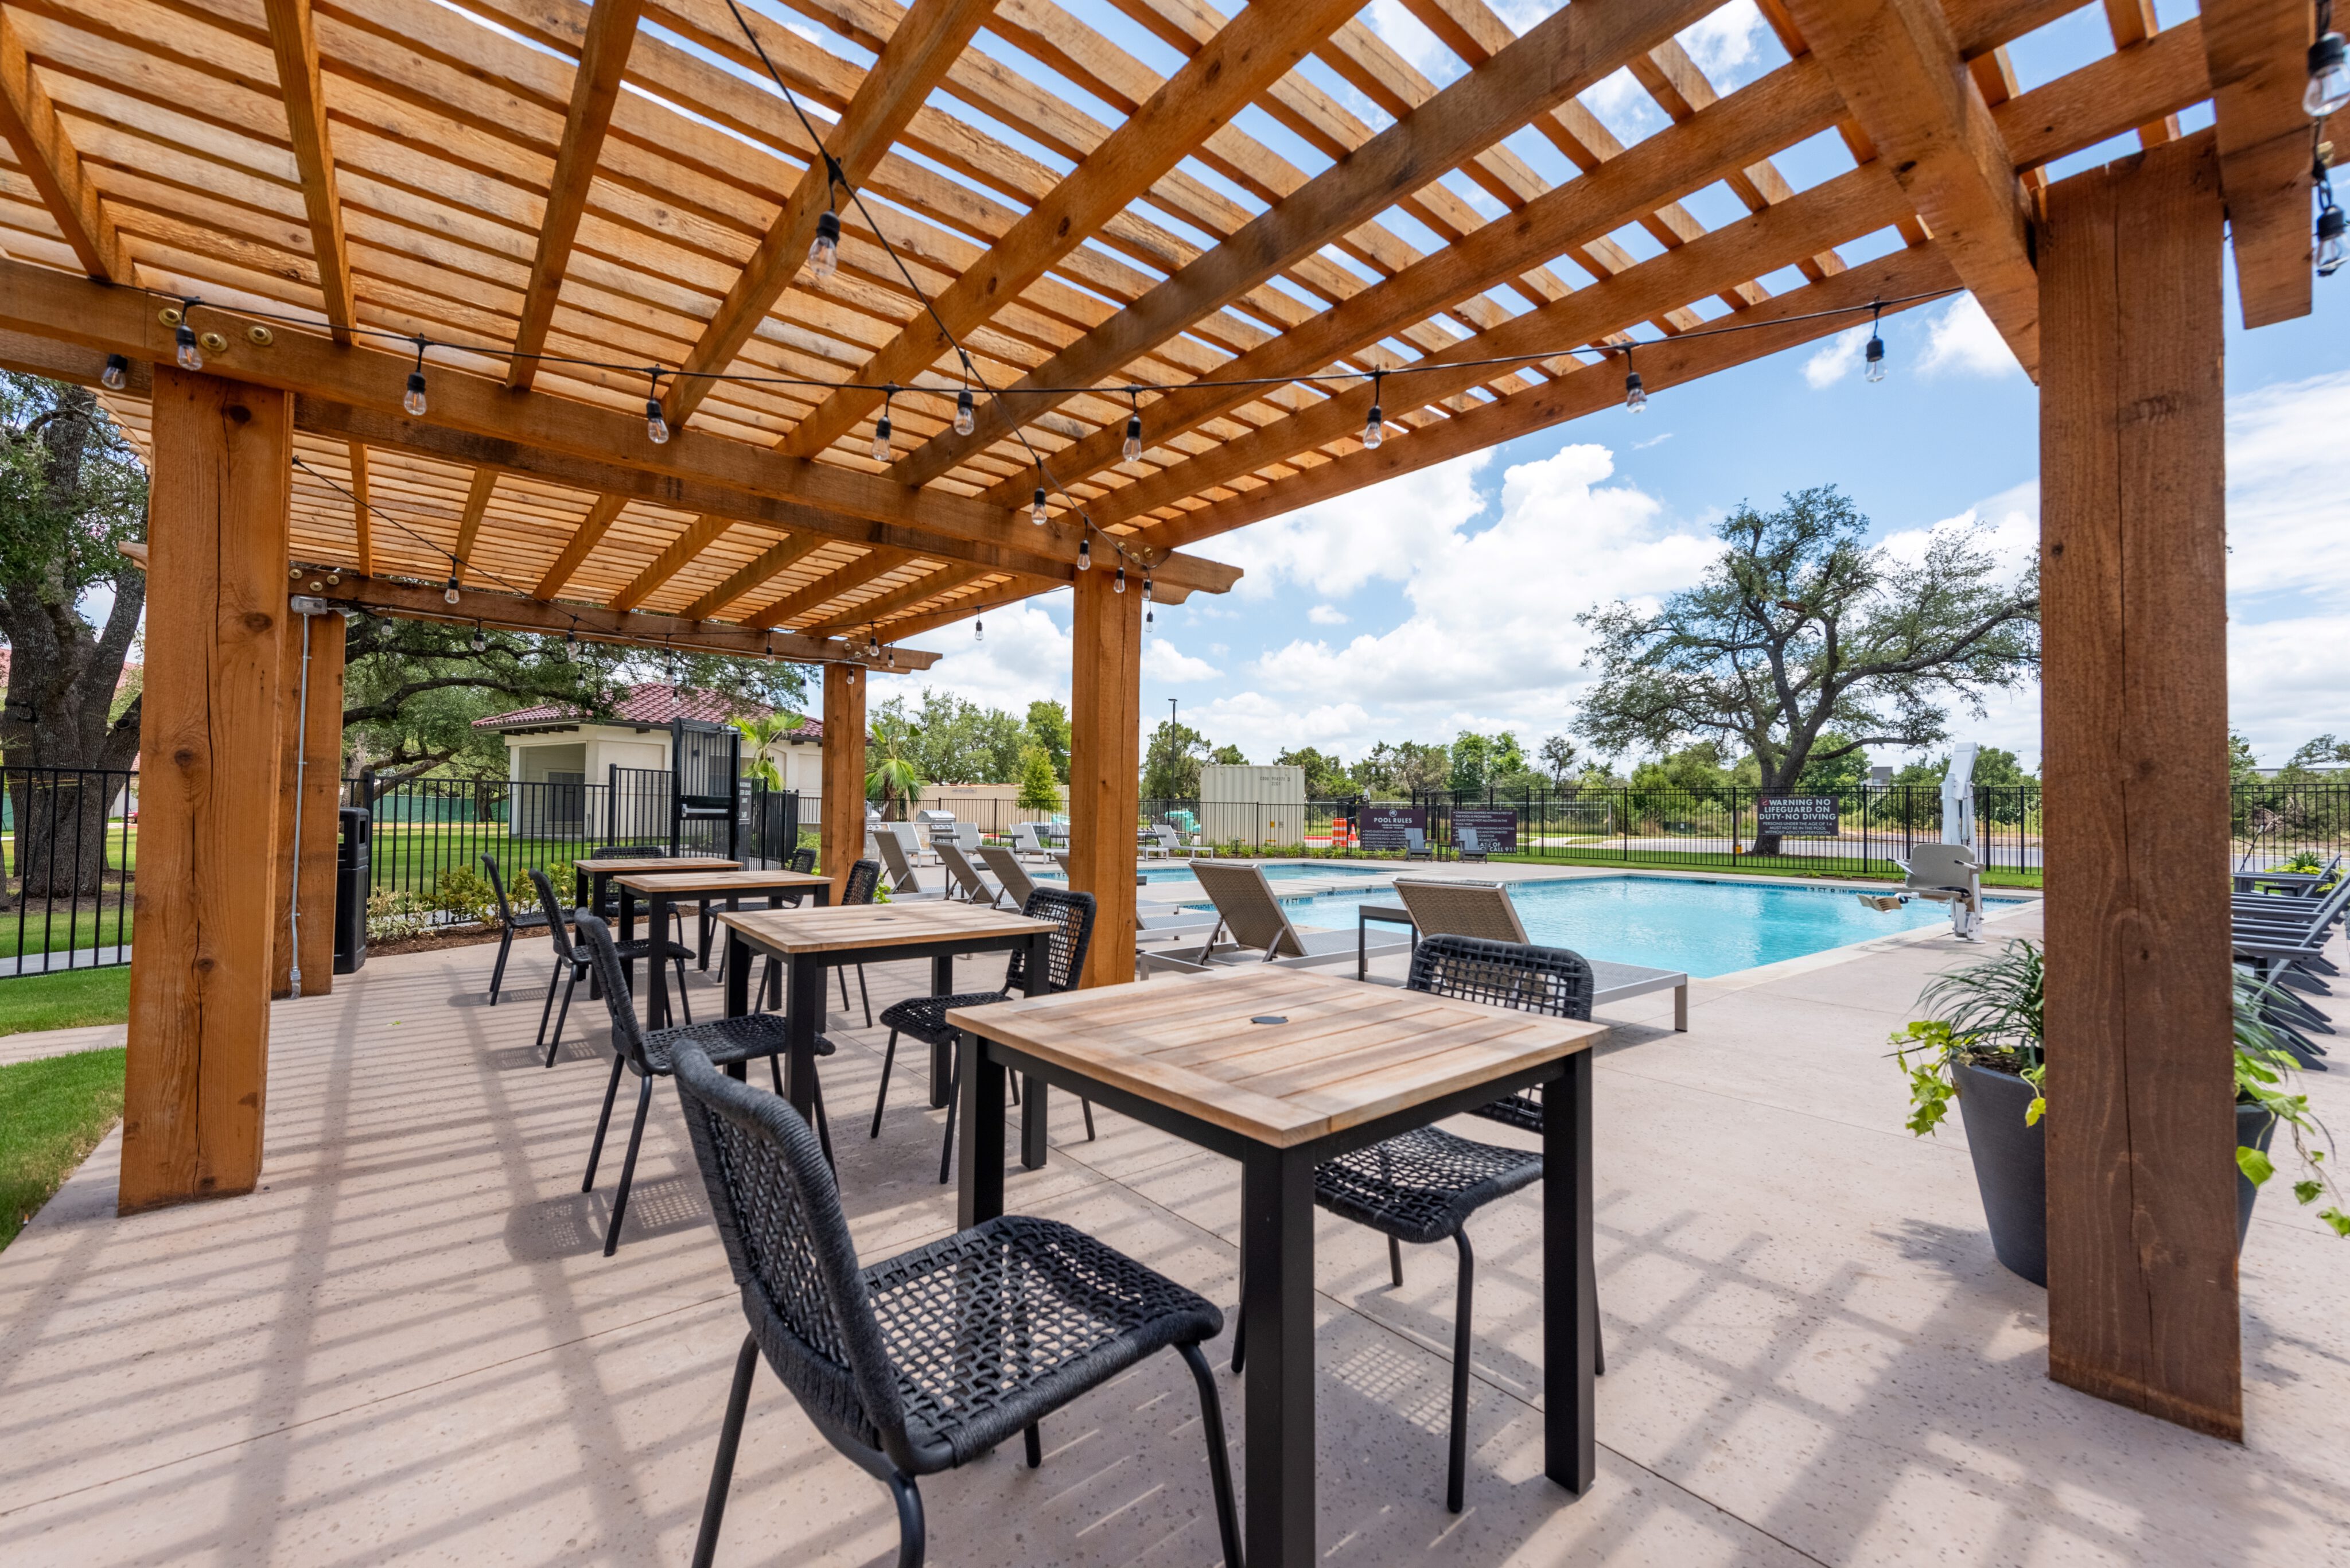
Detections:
[866, 709, 925, 820]
[732, 713, 791, 789]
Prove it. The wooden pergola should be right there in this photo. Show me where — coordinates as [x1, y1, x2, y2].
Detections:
[0, 0, 2335, 1493]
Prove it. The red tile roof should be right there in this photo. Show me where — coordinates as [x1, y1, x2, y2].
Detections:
[473, 684, 773, 731]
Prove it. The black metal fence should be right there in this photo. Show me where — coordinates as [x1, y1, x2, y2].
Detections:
[1, 766, 138, 976]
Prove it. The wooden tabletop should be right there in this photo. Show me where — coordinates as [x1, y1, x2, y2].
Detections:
[717, 901, 1059, 955]
[616, 869, 830, 895]
[948, 967, 1606, 1148]
[582, 857, 740, 876]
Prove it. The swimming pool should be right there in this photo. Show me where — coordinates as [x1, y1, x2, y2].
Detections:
[1046, 861, 1392, 888]
[1181, 874, 2022, 979]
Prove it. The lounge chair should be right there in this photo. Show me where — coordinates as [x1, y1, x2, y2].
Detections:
[931, 821, 981, 857]
[1456, 825, 1489, 863]
[875, 827, 928, 896]
[936, 841, 1005, 906]
[1050, 847, 1146, 888]
[978, 845, 1042, 908]
[1404, 827, 1434, 862]
[1151, 823, 1193, 858]
[1137, 859, 1412, 976]
[1139, 827, 1168, 859]
[2235, 854, 2341, 895]
[1391, 877, 1691, 1029]
[1010, 822, 1053, 861]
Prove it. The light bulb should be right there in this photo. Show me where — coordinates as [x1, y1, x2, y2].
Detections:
[2320, 202, 2348, 278]
[870, 414, 891, 462]
[403, 370, 428, 417]
[1623, 369, 1646, 413]
[1032, 486, 1049, 525]
[1362, 404, 1383, 449]
[974, 616, 985, 642]
[1123, 413, 1143, 461]
[955, 388, 975, 436]
[175, 324, 203, 372]
[1114, 565, 1127, 594]
[1142, 573, 1153, 603]
[645, 398, 671, 443]
[443, 576, 461, 605]
[866, 631, 880, 658]
[885, 646, 896, 668]
[1077, 536, 1091, 571]
[1863, 334, 1886, 383]
[470, 625, 487, 652]
[100, 354, 128, 391]
[809, 208, 841, 282]
[2308, 32, 2350, 118]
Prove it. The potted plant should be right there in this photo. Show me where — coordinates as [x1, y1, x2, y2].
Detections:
[1892, 938, 2347, 1286]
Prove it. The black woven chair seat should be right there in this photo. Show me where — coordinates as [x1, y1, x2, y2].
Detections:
[639, 1013, 837, 1075]
[863, 1215, 1223, 1469]
[612, 934, 694, 964]
[1313, 1125, 1542, 1247]
[876, 990, 1010, 1046]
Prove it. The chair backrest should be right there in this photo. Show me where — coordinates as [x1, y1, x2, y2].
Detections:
[1456, 826, 1478, 851]
[1012, 823, 1042, 852]
[1903, 842, 1981, 893]
[570, 912, 651, 1067]
[1190, 861, 1304, 959]
[481, 854, 519, 929]
[1408, 932, 1593, 1021]
[1405, 827, 1427, 852]
[589, 844, 664, 859]
[667, 1040, 917, 1469]
[1393, 878, 1529, 944]
[526, 867, 575, 960]
[936, 842, 991, 901]
[1008, 886, 1096, 994]
[874, 831, 923, 894]
[1154, 824, 1181, 849]
[842, 858, 881, 906]
[979, 846, 1038, 908]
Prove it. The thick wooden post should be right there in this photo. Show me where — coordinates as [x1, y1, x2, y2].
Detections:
[820, 661, 867, 897]
[1067, 569, 1141, 987]
[2038, 129, 2240, 1439]
[121, 369, 291, 1213]
[272, 606, 345, 999]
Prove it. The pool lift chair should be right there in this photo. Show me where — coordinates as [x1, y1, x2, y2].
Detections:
[1858, 742, 1986, 940]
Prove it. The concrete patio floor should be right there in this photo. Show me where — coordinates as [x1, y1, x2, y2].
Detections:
[3, 900, 2347, 1567]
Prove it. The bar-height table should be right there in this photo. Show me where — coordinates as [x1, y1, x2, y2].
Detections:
[574, 857, 740, 993]
[948, 966, 1609, 1568]
[614, 868, 833, 1029]
[715, 903, 1059, 1139]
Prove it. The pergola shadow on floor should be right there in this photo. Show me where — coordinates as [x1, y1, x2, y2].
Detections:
[3, 916, 2345, 1566]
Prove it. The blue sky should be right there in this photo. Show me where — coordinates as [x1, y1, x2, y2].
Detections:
[898, 1, 2350, 774]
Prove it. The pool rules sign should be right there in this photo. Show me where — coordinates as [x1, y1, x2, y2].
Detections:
[1756, 795, 1841, 838]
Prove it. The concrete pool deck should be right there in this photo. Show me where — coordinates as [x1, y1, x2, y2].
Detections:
[2, 901, 2342, 1568]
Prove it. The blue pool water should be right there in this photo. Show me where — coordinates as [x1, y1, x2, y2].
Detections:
[1049, 862, 1389, 888]
[1186, 874, 2018, 979]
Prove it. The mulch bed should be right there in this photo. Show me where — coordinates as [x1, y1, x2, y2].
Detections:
[366, 925, 508, 958]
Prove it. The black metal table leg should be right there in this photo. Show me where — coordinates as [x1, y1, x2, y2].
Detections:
[1544, 1050, 1596, 1493]
[956, 1029, 1006, 1231]
[929, 953, 955, 1109]
[1019, 931, 1049, 1169]
[644, 891, 672, 1030]
[723, 927, 750, 1021]
[784, 951, 823, 1119]
[1241, 1144, 1316, 1568]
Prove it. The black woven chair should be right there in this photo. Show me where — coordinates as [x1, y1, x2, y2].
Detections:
[529, 869, 697, 1067]
[572, 911, 836, 1257]
[480, 854, 547, 1005]
[669, 1040, 1242, 1568]
[1232, 933, 1602, 1513]
[866, 887, 1099, 1182]
[827, 857, 880, 1028]
[722, 847, 818, 1005]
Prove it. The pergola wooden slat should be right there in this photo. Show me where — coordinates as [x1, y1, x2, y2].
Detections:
[0, 0, 2328, 1496]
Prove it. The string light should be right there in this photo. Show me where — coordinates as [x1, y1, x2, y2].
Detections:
[1078, 536, 1091, 571]
[866, 626, 881, 659]
[1143, 569, 1154, 630]
[1863, 300, 1887, 383]
[1123, 389, 1143, 461]
[2318, 143, 2347, 278]
[955, 386, 975, 436]
[1363, 370, 1383, 449]
[174, 320, 203, 372]
[1032, 479, 1049, 526]
[645, 369, 671, 444]
[470, 620, 487, 653]
[871, 384, 895, 462]
[810, 204, 842, 283]
[1114, 563, 1127, 594]
[2310, 3, 2350, 117]
[885, 645, 896, 668]
[100, 354, 128, 390]
[403, 337, 427, 416]
[443, 573, 461, 605]
[1621, 344, 1645, 413]
[974, 615, 985, 642]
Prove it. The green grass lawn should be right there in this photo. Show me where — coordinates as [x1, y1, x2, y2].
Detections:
[0, 967, 131, 1036]
[0, 906, 133, 960]
[0, 1046, 124, 1251]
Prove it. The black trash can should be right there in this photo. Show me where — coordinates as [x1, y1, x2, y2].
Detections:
[334, 806, 370, 975]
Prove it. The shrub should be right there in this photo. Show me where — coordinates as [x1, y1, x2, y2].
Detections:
[434, 865, 499, 925]
[366, 889, 433, 942]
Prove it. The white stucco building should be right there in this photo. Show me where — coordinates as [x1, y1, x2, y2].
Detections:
[472, 684, 826, 802]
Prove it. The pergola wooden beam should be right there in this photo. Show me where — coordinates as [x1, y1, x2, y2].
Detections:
[348, 441, 373, 575]
[893, 0, 1719, 488]
[451, 468, 499, 578]
[0, 11, 126, 282]
[803, 565, 994, 636]
[1783, 0, 2042, 379]
[0, 260, 1239, 597]
[681, 532, 833, 621]
[260, 0, 357, 347]
[608, 513, 732, 612]
[863, 577, 1058, 643]
[508, 0, 646, 390]
[776, 0, 1367, 461]
[665, 0, 1001, 429]
[533, 492, 625, 599]
[744, 548, 924, 632]
[2199, 0, 2318, 327]
[302, 571, 941, 668]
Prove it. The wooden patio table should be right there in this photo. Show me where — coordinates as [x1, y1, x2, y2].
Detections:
[573, 857, 738, 1001]
[614, 869, 832, 1029]
[715, 903, 1057, 1133]
[947, 966, 1608, 1568]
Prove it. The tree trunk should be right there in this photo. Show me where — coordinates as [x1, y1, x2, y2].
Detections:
[9, 770, 121, 898]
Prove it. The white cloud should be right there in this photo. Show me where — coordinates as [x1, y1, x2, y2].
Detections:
[1307, 603, 1349, 625]
[1877, 478, 2038, 582]
[1678, 2, 1767, 87]
[1917, 294, 2021, 379]
[885, 600, 1067, 713]
[1363, 0, 1465, 85]
[1804, 324, 1870, 387]
[1143, 637, 1220, 683]
[1216, 450, 1492, 600]
[2224, 369, 2350, 613]
[1632, 431, 1674, 449]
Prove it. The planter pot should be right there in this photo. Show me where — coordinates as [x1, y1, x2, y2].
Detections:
[1953, 1063, 2281, 1287]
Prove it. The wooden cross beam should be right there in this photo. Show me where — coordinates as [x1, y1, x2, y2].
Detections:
[0, 11, 126, 281]
[680, 531, 835, 621]
[260, 0, 357, 348]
